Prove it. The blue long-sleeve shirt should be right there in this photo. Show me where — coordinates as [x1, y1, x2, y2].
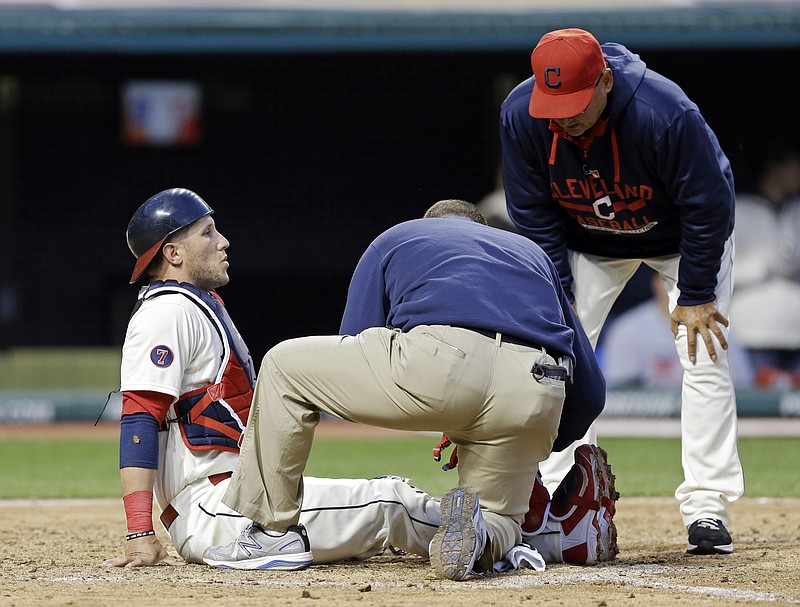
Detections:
[500, 43, 735, 306]
[340, 216, 605, 450]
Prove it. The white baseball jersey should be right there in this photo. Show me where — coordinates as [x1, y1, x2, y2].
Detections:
[121, 284, 242, 509]
[120, 281, 442, 564]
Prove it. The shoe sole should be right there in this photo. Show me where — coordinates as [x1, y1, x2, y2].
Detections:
[430, 487, 478, 581]
[687, 543, 734, 555]
[687, 537, 734, 555]
[576, 444, 620, 563]
[205, 552, 313, 570]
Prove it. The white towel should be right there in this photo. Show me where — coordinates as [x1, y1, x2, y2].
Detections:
[494, 544, 546, 572]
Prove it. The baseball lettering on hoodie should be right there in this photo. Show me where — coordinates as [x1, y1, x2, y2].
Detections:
[551, 178, 657, 235]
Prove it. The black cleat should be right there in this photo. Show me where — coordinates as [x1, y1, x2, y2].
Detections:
[687, 518, 733, 555]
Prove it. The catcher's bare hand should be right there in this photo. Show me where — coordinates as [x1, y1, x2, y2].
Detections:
[102, 536, 180, 568]
[670, 301, 729, 364]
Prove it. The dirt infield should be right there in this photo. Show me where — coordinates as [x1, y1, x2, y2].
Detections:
[2, 422, 800, 605]
[1, 496, 799, 606]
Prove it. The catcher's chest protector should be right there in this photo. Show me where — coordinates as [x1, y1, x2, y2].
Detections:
[139, 280, 256, 453]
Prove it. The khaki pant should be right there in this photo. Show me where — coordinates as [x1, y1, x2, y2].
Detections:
[223, 324, 566, 562]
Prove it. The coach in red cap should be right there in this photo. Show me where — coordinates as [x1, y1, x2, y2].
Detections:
[499, 28, 743, 556]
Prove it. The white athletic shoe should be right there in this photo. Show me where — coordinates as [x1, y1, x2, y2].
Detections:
[429, 486, 487, 581]
[203, 523, 313, 570]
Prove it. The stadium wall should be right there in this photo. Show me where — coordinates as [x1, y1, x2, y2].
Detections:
[0, 6, 798, 414]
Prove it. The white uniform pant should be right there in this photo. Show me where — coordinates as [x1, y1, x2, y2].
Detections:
[223, 325, 566, 563]
[538, 239, 744, 526]
[164, 475, 440, 564]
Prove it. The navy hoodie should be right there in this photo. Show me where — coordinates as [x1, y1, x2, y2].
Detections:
[500, 43, 735, 307]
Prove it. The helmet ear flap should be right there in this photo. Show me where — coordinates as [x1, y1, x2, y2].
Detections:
[126, 188, 213, 283]
[128, 239, 167, 284]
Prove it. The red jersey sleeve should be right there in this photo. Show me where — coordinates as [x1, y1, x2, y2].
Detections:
[121, 390, 174, 425]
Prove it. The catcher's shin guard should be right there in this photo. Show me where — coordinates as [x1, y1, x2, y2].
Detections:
[521, 475, 563, 563]
[548, 444, 619, 565]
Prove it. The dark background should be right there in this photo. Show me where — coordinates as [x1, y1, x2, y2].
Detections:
[1, 9, 798, 363]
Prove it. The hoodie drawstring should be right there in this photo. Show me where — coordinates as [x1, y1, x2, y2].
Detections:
[549, 131, 559, 167]
[610, 126, 620, 183]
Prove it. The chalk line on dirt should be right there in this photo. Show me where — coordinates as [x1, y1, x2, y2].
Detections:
[19, 566, 799, 604]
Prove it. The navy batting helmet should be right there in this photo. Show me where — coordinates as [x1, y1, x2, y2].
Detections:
[126, 188, 213, 283]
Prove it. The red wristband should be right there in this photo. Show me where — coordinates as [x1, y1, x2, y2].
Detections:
[123, 490, 153, 533]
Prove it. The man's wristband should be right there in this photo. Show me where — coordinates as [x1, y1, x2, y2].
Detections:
[126, 530, 155, 541]
[122, 490, 154, 533]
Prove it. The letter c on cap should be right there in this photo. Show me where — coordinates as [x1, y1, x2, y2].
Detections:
[544, 67, 561, 88]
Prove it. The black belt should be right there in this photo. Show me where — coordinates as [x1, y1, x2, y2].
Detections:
[468, 328, 572, 381]
[469, 328, 543, 351]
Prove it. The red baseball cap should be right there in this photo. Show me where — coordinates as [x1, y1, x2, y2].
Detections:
[529, 28, 606, 119]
